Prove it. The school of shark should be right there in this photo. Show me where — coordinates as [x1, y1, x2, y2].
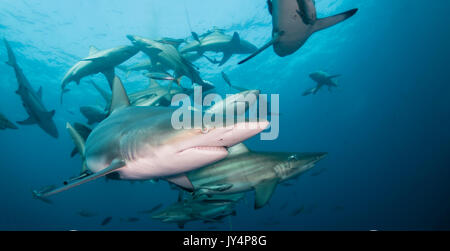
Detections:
[0, 0, 358, 229]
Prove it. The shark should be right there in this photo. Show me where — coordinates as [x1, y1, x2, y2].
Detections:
[60, 45, 139, 101]
[33, 75, 269, 198]
[127, 35, 206, 87]
[4, 39, 59, 138]
[180, 30, 257, 66]
[303, 71, 341, 96]
[239, 0, 358, 64]
[169, 143, 327, 209]
[117, 60, 169, 78]
[152, 193, 243, 229]
[0, 112, 18, 130]
[79, 79, 197, 125]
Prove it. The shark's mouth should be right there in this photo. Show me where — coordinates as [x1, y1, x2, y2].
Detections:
[177, 146, 227, 155]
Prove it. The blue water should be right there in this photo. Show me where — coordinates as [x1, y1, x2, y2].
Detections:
[0, 0, 449, 230]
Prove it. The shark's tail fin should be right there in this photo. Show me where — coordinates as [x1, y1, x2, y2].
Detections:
[313, 8, 358, 33]
[66, 122, 88, 173]
[3, 38, 17, 67]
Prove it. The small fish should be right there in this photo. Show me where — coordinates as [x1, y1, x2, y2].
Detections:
[101, 216, 113, 226]
[290, 205, 305, 216]
[146, 72, 175, 81]
[77, 210, 97, 218]
[121, 217, 140, 223]
[279, 201, 289, 210]
[138, 204, 164, 215]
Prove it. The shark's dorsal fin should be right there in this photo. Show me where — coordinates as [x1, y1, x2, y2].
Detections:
[254, 179, 278, 209]
[149, 79, 161, 89]
[230, 32, 241, 46]
[228, 143, 250, 156]
[109, 76, 130, 113]
[89, 46, 100, 56]
[37, 86, 43, 99]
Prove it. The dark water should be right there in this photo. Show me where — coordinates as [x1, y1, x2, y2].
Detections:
[0, 0, 449, 230]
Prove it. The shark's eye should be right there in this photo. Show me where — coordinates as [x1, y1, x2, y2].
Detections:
[288, 155, 299, 161]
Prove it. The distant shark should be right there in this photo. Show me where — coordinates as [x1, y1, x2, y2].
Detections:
[0, 112, 18, 130]
[60, 45, 139, 102]
[152, 193, 244, 229]
[78, 79, 197, 125]
[180, 29, 257, 66]
[303, 71, 341, 96]
[170, 143, 327, 209]
[33, 75, 269, 198]
[239, 0, 358, 64]
[127, 35, 206, 87]
[4, 39, 58, 138]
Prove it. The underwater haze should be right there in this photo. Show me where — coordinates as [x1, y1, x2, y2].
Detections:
[0, 0, 450, 230]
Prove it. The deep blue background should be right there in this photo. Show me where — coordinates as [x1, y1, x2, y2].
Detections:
[0, 0, 449, 230]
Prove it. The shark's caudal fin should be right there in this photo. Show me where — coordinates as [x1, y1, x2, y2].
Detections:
[89, 80, 111, 104]
[109, 75, 130, 113]
[33, 159, 126, 198]
[4, 38, 17, 67]
[66, 122, 86, 162]
[70, 123, 92, 158]
[238, 32, 283, 65]
[254, 179, 279, 209]
[313, 8, 358, 33]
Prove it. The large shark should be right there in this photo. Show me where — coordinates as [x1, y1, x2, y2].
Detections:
[4, 39, 59, 138]
[33, 75, 269, 198]
[303, 71, 341, 96]
[239, 0, 358, 64]
[127, 35, 206, 87]
[170, 144, 327, 209]
[0, 112, 18, 130]
[60, 45, 139, 99]
[180, 30, 258, 66]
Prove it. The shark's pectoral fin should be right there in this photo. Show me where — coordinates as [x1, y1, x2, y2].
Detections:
[33, 159, 126, 198]
[219, 52, 232, 66]
[37, 86, 43, 99]
[238, 31, 283, 65]
[165, 174, 194, 192]
[17, 116, 37, 125]
[254, 179, 278, 209]
[313, 8, 358, 33]
[145, 46, 163, 55]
